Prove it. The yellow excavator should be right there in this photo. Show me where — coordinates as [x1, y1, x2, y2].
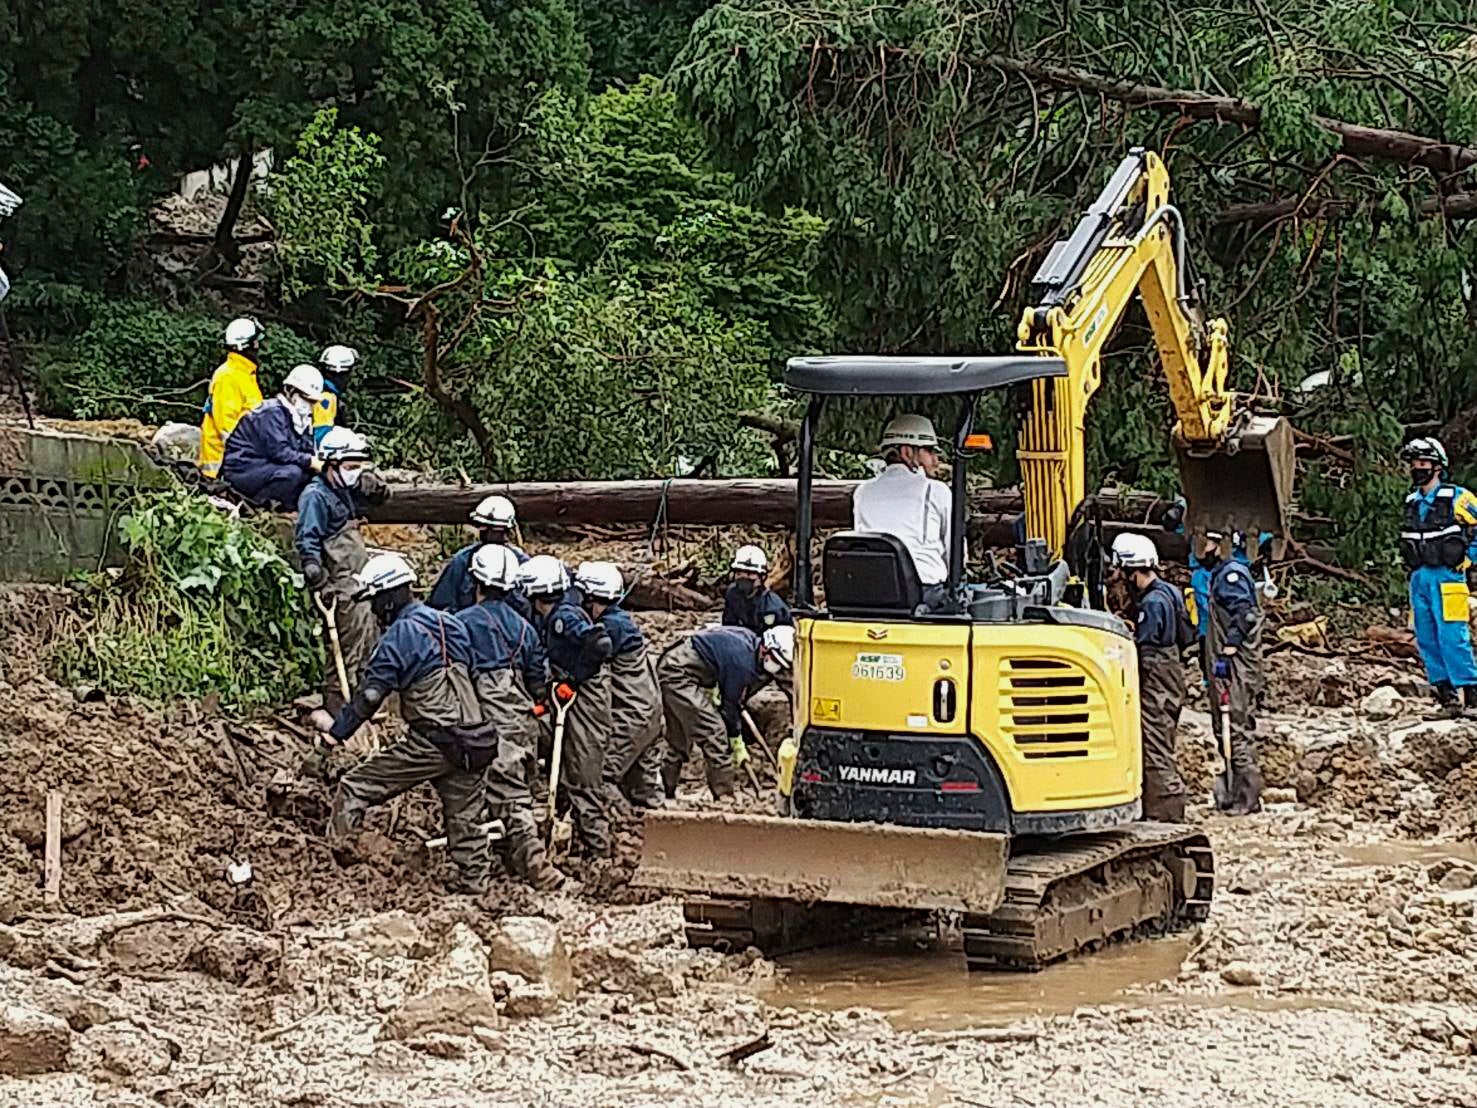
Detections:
[635, 148, 1295, 970]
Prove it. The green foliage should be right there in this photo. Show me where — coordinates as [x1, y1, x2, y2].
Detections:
[579, 0, 715, 86]
[28, 293, 318, 424]
[53, 489, 320, 706]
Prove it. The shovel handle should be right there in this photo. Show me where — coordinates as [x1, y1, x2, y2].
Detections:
[545, 688, 576, 836]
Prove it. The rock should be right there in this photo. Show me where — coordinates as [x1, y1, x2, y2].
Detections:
[187, 927, 282, 987]
[1439, 868, 1475, 892]
[73, 1023, 174, 1078]
[571, 943, 685, 1001]
[1219, 962, 1263, 987]
[487, 917, 573, 1000]
[404, 1034, 469, 1059]
[24, 980, 129, 1032]
[488, 971, 528, 1000]
[1450, 1035, 1474, 1057]
[150, 422, 201, 459]
[502, 983, 561, 1019]
[1384, 908, 1412, 933]
[381, 923, 500, 1041]
[0, 1004, 71, 1076]
[0, 924, 45, 969]
[472, 1026, 504, 1052]
[1361, 685, 1404, 721]
[1262, 786, 1298, 806]
[344, 911, 427, 960]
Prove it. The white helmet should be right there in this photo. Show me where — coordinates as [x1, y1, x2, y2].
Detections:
[574, 561, 624, 601]
[470, 544, 522, 591]
[353, 552, 417, 599]
[1110, 533, 1159, 570]
[470, 494, 517, 528]
[318, 344, 359, 373]
[731, 544, 769, 574]
[282, 364, 325, 402]
[760, 625, 796, 675]
[517, 554, 569, 598]
[1401, 437, 1449, 469]
[317, 426, 371, 463]
[224, 316, 263, 351]
[880, 414, 939, 450]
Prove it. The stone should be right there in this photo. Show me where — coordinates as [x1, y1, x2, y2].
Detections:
[73, 1023, 174, 1078]
[0, 1004, 71, 1076]
[404, 1034, 469, 1059]
[1439, 868, 1475, 892]
[150, 422, 201, 459]
[1384, 908, 1412, 933]
[1219, 962, 1263, 987]
[1262, 787, 1297, 806]
[571, 943, 685, 1001]
[1361, 686, 1403, 721]
[0, 924, 45, 969]
[488, 971, 528, 1000]
[486, 917, 573, 1000]
[1450, 1035, 1474, 1057]
[24, 979, 129, 1031]
[381, 923, 500, 1041]
[344, 911, 428, 960]
[502, 983, 561, 1019]
[187, 927, 283, 987]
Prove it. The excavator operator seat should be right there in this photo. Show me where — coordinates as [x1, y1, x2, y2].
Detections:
[823, 532, 923, 618]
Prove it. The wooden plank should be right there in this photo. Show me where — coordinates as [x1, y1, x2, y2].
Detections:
[44, 790, 62, 907]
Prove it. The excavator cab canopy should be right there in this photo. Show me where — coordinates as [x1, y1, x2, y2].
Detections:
[783, 355, 1068, 609]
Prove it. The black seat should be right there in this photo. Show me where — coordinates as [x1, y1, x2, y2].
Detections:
[823, 531, 924, 617]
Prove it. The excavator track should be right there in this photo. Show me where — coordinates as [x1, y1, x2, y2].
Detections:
[961, 823, 1213, 971]
[678, 823, 1212, 970]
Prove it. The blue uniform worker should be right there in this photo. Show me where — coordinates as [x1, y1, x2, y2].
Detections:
[429, 541, 531, 614]
[1399, 438, 1477, 712]
[721, 583, 793, 634]
[595, 600, 664, 808]
[220, 395, 318, 508]
[1205, 537, 1264, 813]
[659, 626, 771, 799]
[458, 595, 548, 696]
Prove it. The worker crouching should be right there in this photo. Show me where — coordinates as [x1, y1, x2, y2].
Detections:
[295, 428, 384, 714]
[659, 625, 794, 800]
[1399, 438, 1477, 718]
[221, 363, 325, 509]
[574, 562, 665, 811]
[1110, 534, 1192, 823]
[456, 545, 563, 890]
[521, 555, 615, 859]
[318, 554, 499, 893]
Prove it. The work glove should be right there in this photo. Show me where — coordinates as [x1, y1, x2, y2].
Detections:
[1213, 657, 1232, 680]
[531, 703, 548, 719]
[302, 561, 328, 591]
[729, 736, 749, 767]
[553, 682, 576, 704]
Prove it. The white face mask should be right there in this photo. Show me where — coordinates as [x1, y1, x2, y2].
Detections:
[762, 654, 787, 677]
[339, 465, 364, 488]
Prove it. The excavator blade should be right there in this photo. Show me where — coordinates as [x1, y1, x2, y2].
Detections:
[1177, 414, 1296, 557]
[633, 810, 1009, 914]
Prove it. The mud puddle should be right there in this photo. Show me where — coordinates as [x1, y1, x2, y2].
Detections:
[1334, 839, 1477, 868]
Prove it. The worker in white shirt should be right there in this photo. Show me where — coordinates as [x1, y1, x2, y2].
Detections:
[852, 414, 952, 596]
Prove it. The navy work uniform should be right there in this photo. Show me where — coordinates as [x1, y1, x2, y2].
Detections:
[597, 604, 664, 809]
[1207, 557, 1264, 813]
[220, 396, 316, 508]
[659, 626, 769, 800]
[429, 541, 531, 616]
[1132, 576, 1193, 822]
[539, 596, 614, 856]
[295, 475, 377, 714]
[721, 582, 793, 635]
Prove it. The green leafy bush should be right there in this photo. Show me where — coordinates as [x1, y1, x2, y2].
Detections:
[53, 489, 320, 707]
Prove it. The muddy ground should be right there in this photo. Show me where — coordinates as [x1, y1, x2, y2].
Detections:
[2, 588, 1475, 1106]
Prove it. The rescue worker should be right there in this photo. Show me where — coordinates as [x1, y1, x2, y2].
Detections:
[198, 317, 265, 479]
[317, 554, 500, 893]
[295, 428, 382, 715]
[852, 414, 951, 600]
[429, 495, 529, 614]
[314, 344, 358, 445]
[456, 544, 563, 890]
[574, 562, 664, 811]
[659, 624, 795, 800]
[1399, 437, 1477, 716]
[221, 364, 325, 508]
[722, 545, 793, 634]
[520, 555, 615, 859]
[1110, 534, 1191, 822]
[1205, 529, 1265, 814]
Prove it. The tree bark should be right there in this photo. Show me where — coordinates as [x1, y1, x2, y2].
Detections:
[205, 146, 255, 272]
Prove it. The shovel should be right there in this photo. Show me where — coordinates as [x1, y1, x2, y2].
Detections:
[1212, 669, 1234, 810]
[740, 709, 777, 765]
[545, 688, 576, 850]
[313, 591, 377, 755]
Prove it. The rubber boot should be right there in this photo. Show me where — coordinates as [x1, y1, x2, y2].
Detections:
[1463, 685, 1477, 720]
[660, 761, 681, 799]
[1142, 789, 1187, 824]
[1429, 681, 1459, 720]
[507, 829, 565, 892]
[1227, 766, 1264, 816]
[707, 766, 735, 801]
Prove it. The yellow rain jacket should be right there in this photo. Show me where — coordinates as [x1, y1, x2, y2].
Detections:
[198, 352, 263, 477]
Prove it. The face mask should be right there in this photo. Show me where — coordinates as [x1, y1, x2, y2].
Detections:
[1200, 550, 1220, 571]
[762, 654, 787, 677]
[339, 465, 363, 488]
[1411, 465, 1436, 488]
[370, 593, 400, 629]
[734, 578, 757, 597]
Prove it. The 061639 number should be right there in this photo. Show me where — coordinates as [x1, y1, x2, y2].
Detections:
[851, 653, 905, 682]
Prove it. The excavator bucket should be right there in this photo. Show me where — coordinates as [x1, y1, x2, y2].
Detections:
[633, 810, 1009, 914]
[1177, 415, 1296, 557]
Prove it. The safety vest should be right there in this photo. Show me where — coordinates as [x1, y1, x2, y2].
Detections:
[1400, 486, 1468, 571]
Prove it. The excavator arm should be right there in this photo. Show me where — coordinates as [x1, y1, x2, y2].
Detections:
[1014, 148, 1293, 558]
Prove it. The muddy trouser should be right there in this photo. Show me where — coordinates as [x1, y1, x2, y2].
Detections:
[561, 671, 613, 855]
[1138, 646, 1187, 822]
[473, 669, 551, 876]
[1208, 606, 1264, 810]
[658, 640, 733, 798]
[603, 649, 664, 807]
[320, 525, 376, 716]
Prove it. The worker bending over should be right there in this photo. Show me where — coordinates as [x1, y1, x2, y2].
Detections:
[521, 555, 615, 859]
[456, 545, 562, 890]
[575, 562, 664, 811]
[1203, 529, 1265, 814]
[1399, 438, 1477, 717]
[1110, 534, 1192, 822]
[314, 344, 357, 444]
[221, 364, 324, 508]
[852, 415, 951, 600]
[722, 545, 793, 634]
[198, 317, 265, 479]
[430, 495, 529, 614]
[295, 428, 384, 714]
[318, 554, 503, 893]
[659, 625, 794, 800]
